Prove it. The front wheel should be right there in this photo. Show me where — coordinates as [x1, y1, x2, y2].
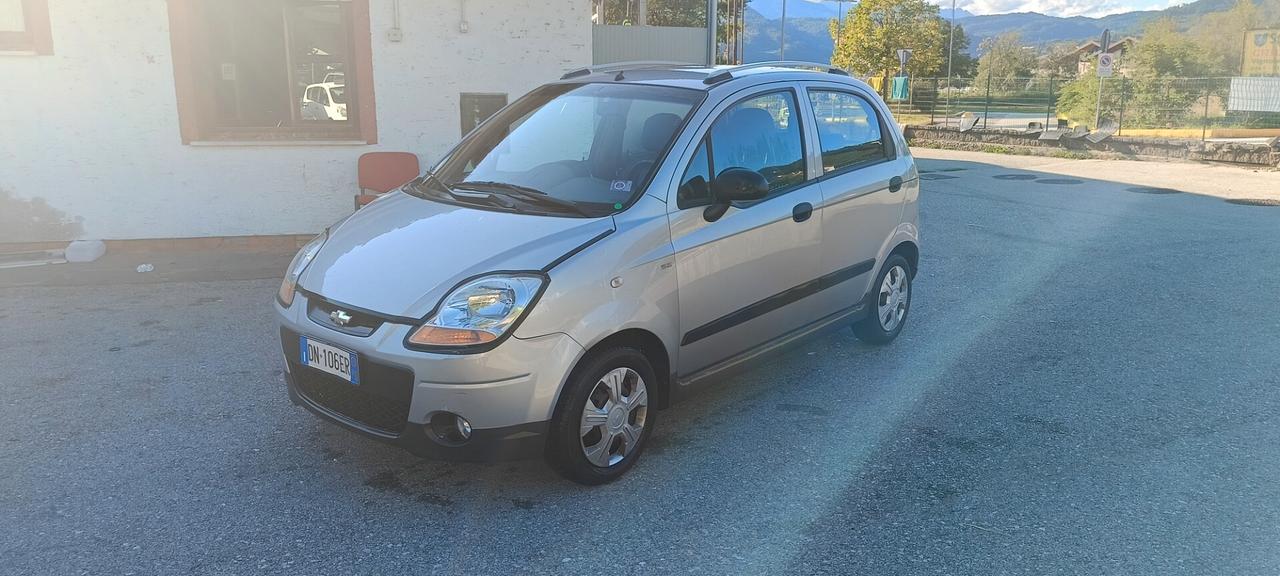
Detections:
[546, 347, 655, 485]
[853, 254, 913, 344]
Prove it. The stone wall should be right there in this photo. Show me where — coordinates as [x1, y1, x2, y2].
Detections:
[904, 126, 1280, 167]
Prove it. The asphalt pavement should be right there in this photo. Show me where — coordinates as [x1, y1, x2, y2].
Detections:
[3, 152, 1280, 575]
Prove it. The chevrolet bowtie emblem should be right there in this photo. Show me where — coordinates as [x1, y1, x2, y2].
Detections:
[329, 309, 353, 327]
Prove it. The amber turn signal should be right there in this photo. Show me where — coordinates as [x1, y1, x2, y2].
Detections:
[407, 326, 498, 347]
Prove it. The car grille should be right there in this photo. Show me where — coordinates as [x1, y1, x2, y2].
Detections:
[282, 328, 413, 436]
[305, 293, 385, 337]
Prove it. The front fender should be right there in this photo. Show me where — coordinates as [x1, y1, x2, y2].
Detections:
[515, 197, 680, 374]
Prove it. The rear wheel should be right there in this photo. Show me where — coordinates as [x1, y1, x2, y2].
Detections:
[546, 347, 655, 485]
[853, 254, 913, 344]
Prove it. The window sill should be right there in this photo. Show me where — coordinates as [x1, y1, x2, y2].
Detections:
[188, 139, 370, 147]
[0, 49, 40, 56]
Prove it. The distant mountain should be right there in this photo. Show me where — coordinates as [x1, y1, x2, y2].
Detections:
[743, 0, 1271, 65]
[743, 6, 835, 63]
[954, 0, 1245, 50]
[943, 7, 977, 20]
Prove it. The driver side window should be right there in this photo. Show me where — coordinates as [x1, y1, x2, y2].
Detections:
[677, 90, 807, 210]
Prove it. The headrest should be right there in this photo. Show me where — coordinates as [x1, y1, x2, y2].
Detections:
[640, 113, 683, 152]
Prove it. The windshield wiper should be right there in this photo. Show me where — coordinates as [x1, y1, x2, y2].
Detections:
[406, 172, 518, 209]
[406, 170, 457, 198]
[454, 180, 591, 217]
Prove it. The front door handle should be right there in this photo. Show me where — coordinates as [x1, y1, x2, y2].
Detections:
[792, 202, 813, 222]
[889, 176, 904, 193]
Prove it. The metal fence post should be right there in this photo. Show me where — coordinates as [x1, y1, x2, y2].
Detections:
[983, 73, 992, 129]
[1117, 77, 1127, 136]
[1202, 84, 1210, 142]
[943, 76, 952, 128]
[930, 78, 937, 125]
[1046, 77, 1055, 128]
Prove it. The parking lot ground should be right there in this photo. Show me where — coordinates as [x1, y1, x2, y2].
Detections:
[3, 151, 1280, 575]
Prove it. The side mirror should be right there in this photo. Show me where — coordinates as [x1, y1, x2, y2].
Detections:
[704, 168, 769, 222]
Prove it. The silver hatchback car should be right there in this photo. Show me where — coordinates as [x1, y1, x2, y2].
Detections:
[275, 62, 920, 484]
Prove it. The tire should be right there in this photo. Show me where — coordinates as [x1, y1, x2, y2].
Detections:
[546, 346, 656, 485]
[853, 254, 913, 345]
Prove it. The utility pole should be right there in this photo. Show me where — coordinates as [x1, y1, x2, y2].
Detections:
[779, 0, 788, 60]
[835, 0, 844, 52]
[707, 0, 717, 65]
[944, 0, 956, 128]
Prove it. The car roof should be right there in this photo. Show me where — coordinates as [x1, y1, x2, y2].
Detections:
[555, 61, 867, 93]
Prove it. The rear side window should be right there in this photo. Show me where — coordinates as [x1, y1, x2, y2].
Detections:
[808, 90, 889, 174]
[708, 91, 806, 194]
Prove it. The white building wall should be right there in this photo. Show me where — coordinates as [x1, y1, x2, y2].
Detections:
[0, 0, 591, 241]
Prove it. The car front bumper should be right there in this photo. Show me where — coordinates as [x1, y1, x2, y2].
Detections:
[276, 290, 584, 461]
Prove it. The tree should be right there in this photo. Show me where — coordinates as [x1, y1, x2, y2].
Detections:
[1192, 0, 1259, 75]
[594, 0, 751, 63]
[940, 21, 976, 77]
[596, 0, 746, 29]
[1039, 41, 1081, 78]
[829, 0, 947, 79]
[1057, 18, 1214, 128]
[974, 33, 1037, 93]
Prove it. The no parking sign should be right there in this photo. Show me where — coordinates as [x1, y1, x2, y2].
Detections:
[1097, 52, 1114, 78]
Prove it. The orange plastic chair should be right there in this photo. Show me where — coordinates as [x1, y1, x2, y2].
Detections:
[356, 152, 420, 208]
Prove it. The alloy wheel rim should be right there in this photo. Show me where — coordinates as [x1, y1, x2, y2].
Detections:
[877, 265, 910, 331]
[580, 367, 648, 468]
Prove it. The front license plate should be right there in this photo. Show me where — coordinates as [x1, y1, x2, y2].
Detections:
[300, 336, 360, 385]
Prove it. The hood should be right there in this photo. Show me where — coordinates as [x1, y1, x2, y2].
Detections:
[299, 192, 615, 318]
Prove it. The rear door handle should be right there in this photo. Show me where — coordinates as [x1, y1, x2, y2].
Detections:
[889, 176, 903, 193]
[792, 202, 813, 222]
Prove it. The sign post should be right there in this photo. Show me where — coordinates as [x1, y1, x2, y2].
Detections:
[1095, 29, 1111, 129]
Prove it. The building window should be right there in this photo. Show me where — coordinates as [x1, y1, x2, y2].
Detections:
[0, 0, 53, 54]
[460, 93, 508, 136]
[167, 0, 377, 143]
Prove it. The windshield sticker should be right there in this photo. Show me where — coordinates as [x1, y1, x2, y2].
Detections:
[610, 180, 633, 193]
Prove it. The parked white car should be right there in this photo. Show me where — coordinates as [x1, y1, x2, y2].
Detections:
[300, 82, 347, 121]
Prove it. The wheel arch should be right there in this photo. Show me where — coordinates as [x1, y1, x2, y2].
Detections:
[889, 239, 919, 275]
[568, 328, 673, 411]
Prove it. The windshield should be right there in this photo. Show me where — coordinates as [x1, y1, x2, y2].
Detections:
[432, 82, 702, 217]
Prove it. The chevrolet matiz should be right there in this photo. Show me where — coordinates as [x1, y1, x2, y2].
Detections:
[275, 62, 920, 484]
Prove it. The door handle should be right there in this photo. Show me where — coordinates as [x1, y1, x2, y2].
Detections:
[792, 202, 813, 223]
[889, 176, 903, 193]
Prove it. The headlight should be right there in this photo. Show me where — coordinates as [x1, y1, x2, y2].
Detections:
[406, 274, 545, 349]
[276, 232, 327, 307]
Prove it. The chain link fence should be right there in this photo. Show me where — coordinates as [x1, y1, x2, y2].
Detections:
[871, 76, 1280, 140]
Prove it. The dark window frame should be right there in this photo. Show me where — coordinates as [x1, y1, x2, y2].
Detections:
[459, 92, 509, 137]
[805, 88, 897, 181]
[0, 0, 53, 54]
[676, 137, 713, 210]
[166, 0, 377, 144]
[677, 87, 812, 210]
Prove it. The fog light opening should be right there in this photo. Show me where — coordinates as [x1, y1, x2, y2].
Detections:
[428, 412, 472, 445]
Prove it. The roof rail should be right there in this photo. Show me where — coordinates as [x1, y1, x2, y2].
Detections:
[560, 61, 704, 80]
[703, 60, 850, 85]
